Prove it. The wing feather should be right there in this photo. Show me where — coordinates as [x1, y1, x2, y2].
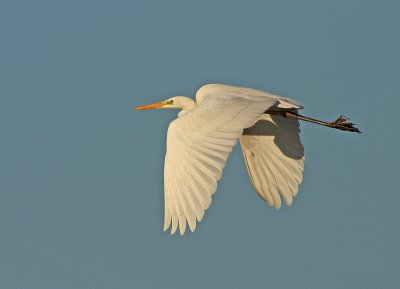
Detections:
[260, 152, 282, 208]
[240, 113, 305, 208]
[164, 92, 277, 234]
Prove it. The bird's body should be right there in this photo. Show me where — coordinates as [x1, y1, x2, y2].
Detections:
[135, 84, 359, 235]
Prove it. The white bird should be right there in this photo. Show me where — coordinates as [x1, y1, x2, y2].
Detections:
[135, 84, 360, 235]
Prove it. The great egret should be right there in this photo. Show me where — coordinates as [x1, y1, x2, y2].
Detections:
[134, 84, 360, 235]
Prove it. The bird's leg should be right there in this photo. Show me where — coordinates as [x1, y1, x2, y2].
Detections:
[267, 110, 361, 133]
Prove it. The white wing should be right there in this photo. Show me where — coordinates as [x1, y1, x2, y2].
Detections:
[240, 113, 305, 208]
[164, 87, 279, 235]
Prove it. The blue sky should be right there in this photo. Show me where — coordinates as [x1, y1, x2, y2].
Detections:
[1, 0, 399, 288]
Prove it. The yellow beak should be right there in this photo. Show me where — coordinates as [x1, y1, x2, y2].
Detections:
[134, 101, 165, 110]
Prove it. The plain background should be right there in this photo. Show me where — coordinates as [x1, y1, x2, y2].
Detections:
[1, 0, 399, 288]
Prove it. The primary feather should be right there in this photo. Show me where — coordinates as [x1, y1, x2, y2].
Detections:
[240, 113, 304, 208]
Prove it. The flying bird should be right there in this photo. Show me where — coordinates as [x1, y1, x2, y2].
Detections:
[134, 84, 360, 235]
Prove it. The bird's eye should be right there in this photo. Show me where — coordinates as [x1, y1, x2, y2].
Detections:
[166, 100, 174, 105]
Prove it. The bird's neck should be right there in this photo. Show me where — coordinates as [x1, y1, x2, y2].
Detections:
[175, 96, 197, 117]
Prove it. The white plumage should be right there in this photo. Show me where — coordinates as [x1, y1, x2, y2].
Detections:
[135, 84, 306, 235]
[241, 113, 304, 209]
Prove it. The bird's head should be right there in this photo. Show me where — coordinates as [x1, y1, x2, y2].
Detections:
[134, 96, 196, 115]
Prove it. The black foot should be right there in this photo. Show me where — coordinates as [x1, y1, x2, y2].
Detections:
[330, 116, 361, 133]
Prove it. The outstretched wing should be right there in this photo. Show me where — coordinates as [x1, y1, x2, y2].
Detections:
[240, 113, 305, 208]
[164, 91, 277, 235]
